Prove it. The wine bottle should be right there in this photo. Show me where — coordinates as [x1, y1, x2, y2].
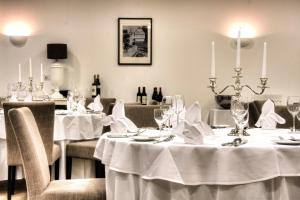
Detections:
[141, 87, 147, 105]
[136, 87, 142, 103]
[152, 87, 158, 102]
[157, 87, 163, 102]
[96, 74, 101, 96]
[91, 74, 97, 98]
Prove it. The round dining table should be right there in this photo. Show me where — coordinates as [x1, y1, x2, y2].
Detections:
[94, 128, 300, 200]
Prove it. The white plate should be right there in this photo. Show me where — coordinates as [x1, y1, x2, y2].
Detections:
[272, 140, 300, 145]
[131, 136, 156, 142]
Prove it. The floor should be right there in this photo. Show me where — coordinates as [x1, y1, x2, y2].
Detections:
[0, 180, 27, 200]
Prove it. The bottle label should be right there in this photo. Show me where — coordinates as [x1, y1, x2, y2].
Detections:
[136, 96, 141, 103]
[142, 96, 147, 105]
[91, 86, 97, 96]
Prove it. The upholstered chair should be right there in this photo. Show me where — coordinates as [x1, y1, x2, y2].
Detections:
[66, 98, 116, 179]
[8, 107, 106, 200]
[3, 102, 61, 200]
[124, 104, 160, 128]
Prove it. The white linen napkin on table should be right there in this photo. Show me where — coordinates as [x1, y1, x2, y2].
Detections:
[76, 99, 87, 113]
[87, 95, 103, 112]
[172, 101, 213, 144]
[255, 99, 285, 129]
[102, 100, 137, 133]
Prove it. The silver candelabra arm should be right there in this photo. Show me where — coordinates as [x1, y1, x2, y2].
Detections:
[242, 78, 269, 95]
[208, 68, 268, 97]
[208, 78, 235, 95]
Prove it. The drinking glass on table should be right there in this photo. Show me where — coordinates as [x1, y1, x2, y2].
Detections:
[161, 96, 174, 128]
[230, 97, 249, 136]
[173, 95, 185, 126]
[154, 108, 167, 135]
[287, 96, 300, 133]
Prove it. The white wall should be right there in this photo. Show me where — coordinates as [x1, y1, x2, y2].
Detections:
[1, 0, 300, 118]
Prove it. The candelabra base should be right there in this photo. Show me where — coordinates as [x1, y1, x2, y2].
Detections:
[228, 127, 250, 136]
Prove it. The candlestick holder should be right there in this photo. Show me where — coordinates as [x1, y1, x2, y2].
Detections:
[35, 82, 50, 101]
[208, 67, 269, 136]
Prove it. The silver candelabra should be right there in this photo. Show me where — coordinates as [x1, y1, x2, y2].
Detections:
[208, 67, 269, 136]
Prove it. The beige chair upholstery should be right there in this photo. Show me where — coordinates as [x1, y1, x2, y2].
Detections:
[4, 102, 61, 199]
[8, 107, 106, 200]
[3, 102, 60, 166]
[66, 98, 116, 179]
[124, 104, 160, 128]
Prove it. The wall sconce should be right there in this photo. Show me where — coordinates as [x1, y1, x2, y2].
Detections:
[3, 22, 31, 47]
[228, 24, 256, 49]
[9, 35, 28, 47]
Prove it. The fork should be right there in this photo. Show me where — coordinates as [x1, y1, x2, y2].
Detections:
[153, 135, 175, 144]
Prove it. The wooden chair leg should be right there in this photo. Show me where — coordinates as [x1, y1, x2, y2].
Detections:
[95, 160, 105, 178]
[7, 165, 16, 200]
[66, 156, 72, 179]
[55, 159, 60, 180]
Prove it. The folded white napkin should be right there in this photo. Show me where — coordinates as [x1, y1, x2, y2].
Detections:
[172, 101, 213, 144]
[255, 99, 285, 129]
[87, 95, 103, 112]
[76, 99, 87, 113]
[102, 100, 137, 133]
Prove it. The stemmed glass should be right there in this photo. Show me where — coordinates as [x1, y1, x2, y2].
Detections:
[172, 95, 185, 126]
[154, 108, 167, 136]
[287, 96, 300, 133]
[161, 96, 174, 128]
[230, 97, 249, 137]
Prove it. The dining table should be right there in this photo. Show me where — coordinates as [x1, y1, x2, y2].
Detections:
[0, 109, 105, 180]
[94, 128, 300, 200]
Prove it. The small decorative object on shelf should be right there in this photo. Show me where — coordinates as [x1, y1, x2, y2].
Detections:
[208, 30, 269, 136]
[152, 87, 158, 103]
[215, 95, 232, 109]
[136, 86, 142, 104]
[141, 86, 147, 105]
[96, 74, 101, 96]
[91, 74, 97, 98]
[157, 87, 163, 102]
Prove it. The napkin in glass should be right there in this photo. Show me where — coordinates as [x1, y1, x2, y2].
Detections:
[102, 100, 137, 133]
[255, 99, 285, 129]
[87, 95, 103, 112]
[172, 101, 213, 144]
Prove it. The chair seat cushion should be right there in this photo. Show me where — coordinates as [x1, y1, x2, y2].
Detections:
[66, 140, 98, 160]
[42, 178, 105, 200]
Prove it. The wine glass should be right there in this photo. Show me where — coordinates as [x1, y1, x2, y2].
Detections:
[161, 96, 174, 128]
[230, 98, 249, 136]
[173, 95, 185, 126]
[154, 108, 167, 135]
[287, 96, 300, 133]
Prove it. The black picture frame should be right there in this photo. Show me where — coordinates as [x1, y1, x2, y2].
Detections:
[118, 18, 152, 65]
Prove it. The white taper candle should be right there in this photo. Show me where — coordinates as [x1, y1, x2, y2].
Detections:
[236, 29, 241, 68]
[40, 63, 44, 82]
[211, 41, 216, 78]
[29, 58, 32, 78]
[18, 64, 21, 82]
[261, 42, 267, 78]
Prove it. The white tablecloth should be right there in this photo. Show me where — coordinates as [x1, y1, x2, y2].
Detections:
[0, 111, 105, 180]
[94, 128, 300, 200]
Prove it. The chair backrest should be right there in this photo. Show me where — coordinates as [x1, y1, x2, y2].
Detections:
[3, 102, 55, 166]
[124, 105, 160, 128]
[8, 107, 50, 199]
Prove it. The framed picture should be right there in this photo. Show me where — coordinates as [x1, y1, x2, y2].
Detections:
[118, 18, 152, 65]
